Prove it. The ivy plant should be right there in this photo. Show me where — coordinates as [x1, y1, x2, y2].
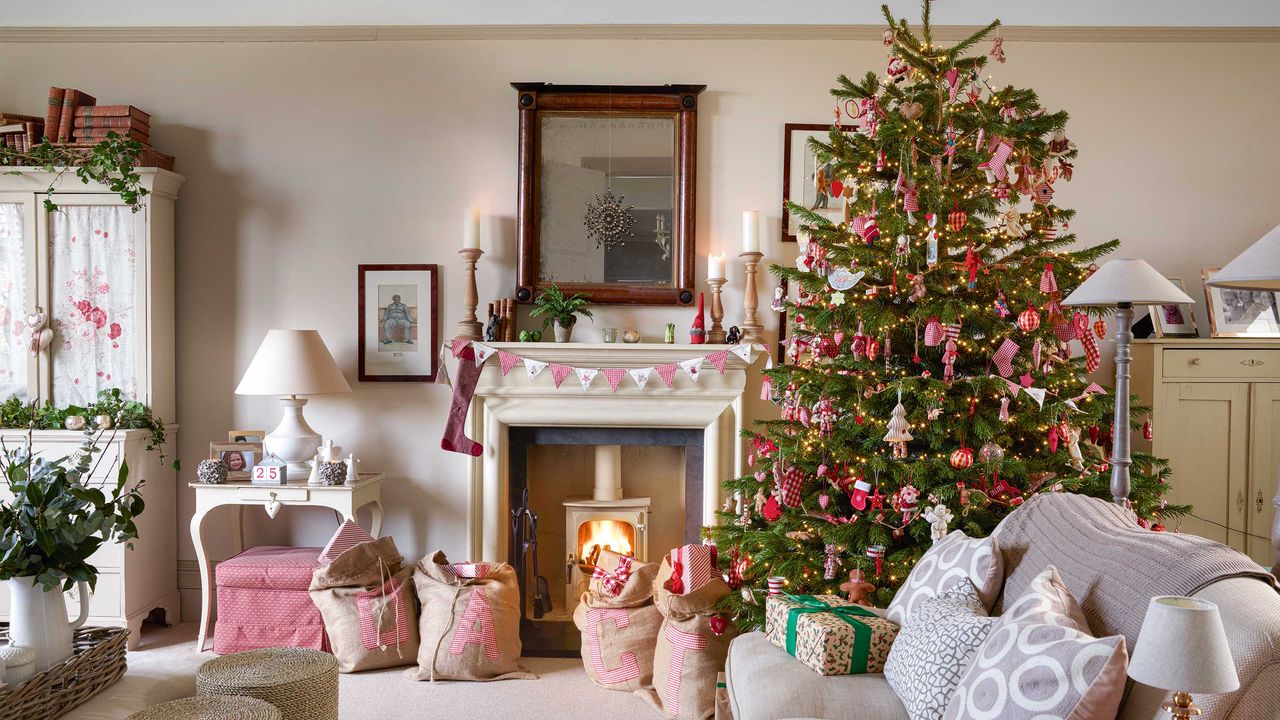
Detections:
[0, 389, 177, 470]
[0, 134, 148, 212]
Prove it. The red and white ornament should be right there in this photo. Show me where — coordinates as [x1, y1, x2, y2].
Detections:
[950, 446, 974, 469]
[948, 207, 968, 233]
[849, 478, 872, 510]
[1017, 305, 1041, 333]
[1094, 319, 1107, 339]
[1039, 264, 1058, 294]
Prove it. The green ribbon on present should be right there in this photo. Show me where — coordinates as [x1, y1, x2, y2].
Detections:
[782, 593, 879, 674]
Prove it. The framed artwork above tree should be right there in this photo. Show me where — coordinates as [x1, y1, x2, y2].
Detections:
[512, 83, 705, 306]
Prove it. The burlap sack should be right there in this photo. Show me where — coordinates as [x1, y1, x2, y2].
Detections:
[407, 551, 535, 681]
[309, 536, 420, 673]
[652, 554, 738, 720]
[573, 553, 662, 702]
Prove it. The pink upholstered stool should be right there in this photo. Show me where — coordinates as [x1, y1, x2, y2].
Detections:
[213, 546, 329, 655]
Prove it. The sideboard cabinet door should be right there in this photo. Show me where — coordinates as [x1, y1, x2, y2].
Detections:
[1161, 382, 1251, 551]
[1249, 383, 1280, 566]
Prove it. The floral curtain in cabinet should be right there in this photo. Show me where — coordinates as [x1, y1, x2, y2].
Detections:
[0, 203, 27, 400]
[50, 205, 137, 406]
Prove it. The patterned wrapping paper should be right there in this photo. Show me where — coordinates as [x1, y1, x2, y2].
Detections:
[765, 594, 899, 676]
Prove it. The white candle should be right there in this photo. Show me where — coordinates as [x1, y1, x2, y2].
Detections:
[463, 206, 480, 250]
[708, 252, 725, 280]
[742, 210, 760, 253]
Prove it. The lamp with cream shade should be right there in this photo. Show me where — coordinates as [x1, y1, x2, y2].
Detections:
[235, 329, 352, 476]
[1128, 596, 1239, 719]
[1206, 224, 1280, 574]
[1063, 259, 1193, 505]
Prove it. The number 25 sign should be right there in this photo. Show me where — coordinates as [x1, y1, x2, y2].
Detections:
[252, 454, 288, 486]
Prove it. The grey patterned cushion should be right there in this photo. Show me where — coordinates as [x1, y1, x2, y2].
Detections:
[943, 566, 1128, 720]
[886, 530, 1001, 626]
[884, 579, 997, 720]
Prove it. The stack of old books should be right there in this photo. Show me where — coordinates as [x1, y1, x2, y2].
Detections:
[0, 113, 44, 151]
[40, 86, 174, 170]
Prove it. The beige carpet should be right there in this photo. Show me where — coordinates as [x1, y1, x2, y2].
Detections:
[66, 623, 662, 720]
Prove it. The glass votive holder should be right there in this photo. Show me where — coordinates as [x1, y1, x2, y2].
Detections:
[601, 328, 619, 343]
[622, 329, 641, 343]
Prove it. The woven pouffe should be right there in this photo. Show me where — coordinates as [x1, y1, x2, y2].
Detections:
[196, 648, 338, 720]
[127, 695, 282, 720]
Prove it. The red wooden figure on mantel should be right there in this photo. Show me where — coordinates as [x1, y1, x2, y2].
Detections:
[690, 292, 707, 344]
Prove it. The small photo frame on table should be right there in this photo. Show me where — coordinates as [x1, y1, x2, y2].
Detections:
[227, 429, 266, 444]
[1148, 277, 1197, 338]
[358, 264, 439, 382]
[1202, 267, 1280, 338]
[782, 123, 858, 243]
[210, 442, 263, 481]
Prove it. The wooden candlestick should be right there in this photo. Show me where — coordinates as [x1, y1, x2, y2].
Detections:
[456, 248, 484, 340]
[707, 277, 727, 343]
[739, 251, 765, 344]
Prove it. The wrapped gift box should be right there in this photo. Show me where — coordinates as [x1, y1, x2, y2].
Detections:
[765, 594, 898, 675]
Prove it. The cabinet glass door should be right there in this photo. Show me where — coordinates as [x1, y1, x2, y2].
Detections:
[48, 204, 139, 406]
[0, 199, 34, 401]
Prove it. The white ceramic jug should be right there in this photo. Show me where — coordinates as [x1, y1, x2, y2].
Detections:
[6, 577, 90, 672]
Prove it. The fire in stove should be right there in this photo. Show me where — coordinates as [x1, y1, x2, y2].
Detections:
[577, 519, 635, 571]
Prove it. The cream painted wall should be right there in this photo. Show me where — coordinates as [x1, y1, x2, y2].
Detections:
[1, 36, 1278, 618]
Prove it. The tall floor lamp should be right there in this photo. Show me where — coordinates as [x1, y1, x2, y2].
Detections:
[1062, 259, 1193, 506]
[1206, 224, 1280, 575]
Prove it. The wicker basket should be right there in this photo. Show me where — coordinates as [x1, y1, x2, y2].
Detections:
[126, 695, 283, 720]
[0, 626, 129, 720]
[196, 648, 338, 720]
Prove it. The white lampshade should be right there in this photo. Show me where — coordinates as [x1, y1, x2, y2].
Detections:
[1128, 596, 1239, 695]
[1207, 224, 1280, 290]
[1062, 258, 1194, 307]
[235, 329, 352, 396]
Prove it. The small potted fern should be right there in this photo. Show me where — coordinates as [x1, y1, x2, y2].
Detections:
[529, 283, 593, 343]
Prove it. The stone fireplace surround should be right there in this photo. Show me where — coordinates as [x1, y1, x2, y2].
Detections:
[461, 343, 756, 563]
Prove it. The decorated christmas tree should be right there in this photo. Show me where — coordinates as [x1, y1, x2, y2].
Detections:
[707, 2, 1187, 629]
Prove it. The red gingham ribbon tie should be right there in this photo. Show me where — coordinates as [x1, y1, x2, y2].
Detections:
[591, 554, 634, 597]
[1073, 312, 1101, 373]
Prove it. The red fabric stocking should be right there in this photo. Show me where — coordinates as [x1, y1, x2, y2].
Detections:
[441, 345, 484, 456]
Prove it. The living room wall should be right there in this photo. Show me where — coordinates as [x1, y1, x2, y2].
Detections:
[2, 33, 1278, 619]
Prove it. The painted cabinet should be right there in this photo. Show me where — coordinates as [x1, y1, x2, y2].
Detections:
[0, 169, 183, 647]
[1132, 339, 1280, 569]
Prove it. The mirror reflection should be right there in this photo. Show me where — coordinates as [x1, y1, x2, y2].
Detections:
[538, 115, 676, 286]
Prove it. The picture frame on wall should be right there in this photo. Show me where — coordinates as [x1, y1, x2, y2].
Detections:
[210, 441, 263, 481]
[782, 123, 857, 243]
[357, 264, 440, 382]
[1148, 276, 1198, 338]
[1202, 267, 1280, 338]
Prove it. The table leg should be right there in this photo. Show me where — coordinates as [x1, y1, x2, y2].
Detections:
[369, 500, 385, 538]
[190, 506, 213, 652]
[234, 504, 245, 555]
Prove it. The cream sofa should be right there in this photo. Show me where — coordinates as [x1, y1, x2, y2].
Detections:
[725, 494, 1280, 720]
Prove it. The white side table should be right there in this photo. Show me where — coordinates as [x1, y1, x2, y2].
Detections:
[188, 472, 386, 651]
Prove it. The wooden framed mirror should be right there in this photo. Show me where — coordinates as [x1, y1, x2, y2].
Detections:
[513, 83, 705, 306]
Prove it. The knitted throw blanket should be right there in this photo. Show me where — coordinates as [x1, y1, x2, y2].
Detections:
[992, 492, 1278, 648]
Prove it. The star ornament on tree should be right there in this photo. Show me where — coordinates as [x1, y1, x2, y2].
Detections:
[583, 188, 635, 250]
[830, 291, 847, 306]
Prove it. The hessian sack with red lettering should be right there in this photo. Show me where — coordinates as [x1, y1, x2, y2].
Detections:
[652, 553, 738, 719]
[572, 552, 663, 704]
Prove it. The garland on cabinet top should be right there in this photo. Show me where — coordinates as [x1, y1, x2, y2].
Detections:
[0, 134, 149, 212]
[703, 1, 1187, 630]
[0, 389, 176, 470]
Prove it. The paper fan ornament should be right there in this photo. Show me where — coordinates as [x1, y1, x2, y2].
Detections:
[882, 388, 913, 459]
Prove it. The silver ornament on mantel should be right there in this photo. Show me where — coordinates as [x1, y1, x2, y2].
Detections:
[64, 415, 86, 431]
[197, 458, 229, 484]
[93, 414, 113, 429]
[583, 188, 635, 250]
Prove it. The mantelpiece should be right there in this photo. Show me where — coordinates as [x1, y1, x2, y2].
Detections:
[461, 342, 757, 561]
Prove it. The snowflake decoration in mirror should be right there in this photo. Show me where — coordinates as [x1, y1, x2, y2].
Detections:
[583, 188, 636, 250]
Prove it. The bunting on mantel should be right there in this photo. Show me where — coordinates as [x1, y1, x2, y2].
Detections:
[439, 340, 768, 455]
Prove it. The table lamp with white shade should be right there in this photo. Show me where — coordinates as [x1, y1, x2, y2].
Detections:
[1062, 259, 1194, 505]
[1206, 224, 1280, 574]
[235, 329, 352, 476]
[1128, 596, 1239, 719]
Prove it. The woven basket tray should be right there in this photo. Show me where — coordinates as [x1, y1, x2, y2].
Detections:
[0, 626, 129, 720]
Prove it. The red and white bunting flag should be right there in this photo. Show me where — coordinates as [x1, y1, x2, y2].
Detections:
[706, 349, 730, 374]
[995, 375, 1021, 395]
[679, 357, 704, 383]
[993, 338, 1019, 377]
[549, 363, 574, 389]
[1032, 337, 1042, 368]
[450, 337, 471, 358]
[471, 342, 496, 366]
[497, 350, 521, 375]
[601, 368, 627, 392]
[1023, 386, 1047, 408]
[943, 322, 962, 341]
[729, 344, 754, 364]
[575, 367, 599, 390]
[656, 363, 679, 388]
[524, 358, 548, 382]
[1083, 382, 1105, 395]
[630, 367, 654, 390]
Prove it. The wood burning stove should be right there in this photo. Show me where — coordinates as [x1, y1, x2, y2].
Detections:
[563, 445, 650, 614]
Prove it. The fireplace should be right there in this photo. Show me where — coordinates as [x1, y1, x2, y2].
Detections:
[563, 445, 651, 614]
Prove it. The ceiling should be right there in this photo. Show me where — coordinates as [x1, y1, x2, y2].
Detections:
[10, 0, 1280, 28]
